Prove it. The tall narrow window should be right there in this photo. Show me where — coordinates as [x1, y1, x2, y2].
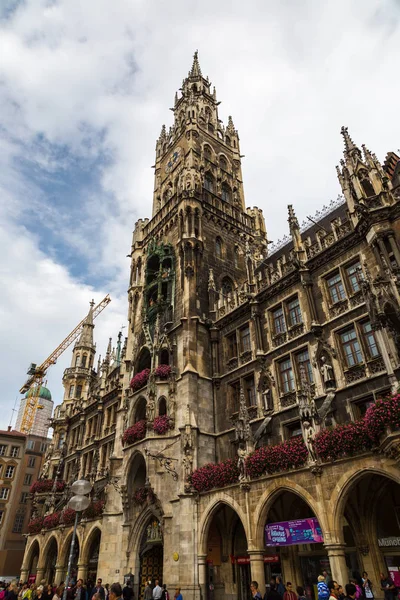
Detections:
[340, 328, 363, 367]
[215, 237, 222, 258]
[69, 385, 75, 399]
[272, 306, 286, 334]
[221, 184, 231, 202]
[279, 358, 295, 393]
[81, 355, 87, 368]
[227, 333, 238, 359]
[244, 375, 256, 406]
[76, 384, 83, 398]
[204, 173, 214, 193]
[230, 381, 241, 413]
[361, 322, 380, 359]
[287, 297, 302, 326]
[239, 325, 251, 353]
[327, 272, 346, 304]
[346, 261, 362, 294]
[361, 178, 375, 197]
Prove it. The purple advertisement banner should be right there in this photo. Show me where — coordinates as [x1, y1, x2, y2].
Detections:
[265, 517, 323, 547]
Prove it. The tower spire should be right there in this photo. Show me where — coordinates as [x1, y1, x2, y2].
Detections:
[340, 126, 359, 155]
[76, 299, 95, 348]
[189, 50, 202, 78]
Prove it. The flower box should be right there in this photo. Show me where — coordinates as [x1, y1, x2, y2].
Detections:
[43, 512, 61, 529]
[28, 517, 44, 534]
[365, 394, 400, 441]
[30, 479, 66, 494]
[123, 420, 147, 444]
[246, 436, 308, 480]
[314, 421, 373, 462]
[154, 365, 171, 379]
[189, 459, 240, 493]
[130, 369, 150, 391]
[133, 486, 155, 505]
[152, 415, 173, 435]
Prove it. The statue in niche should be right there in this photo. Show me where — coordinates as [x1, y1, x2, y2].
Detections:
[319, 355, 336, 390]
[303, 420, 318, 463]
[146, 397, 156, 422]
[237, 445, 248, 482]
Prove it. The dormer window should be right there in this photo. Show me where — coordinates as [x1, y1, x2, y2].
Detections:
[361, 178, 375, 198]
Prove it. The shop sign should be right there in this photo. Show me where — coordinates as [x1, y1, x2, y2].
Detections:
[264, 555, 280, 563]
[378, 537, 400, 547]
[233, 555, 280, 565]
[265, 518, 324, 547]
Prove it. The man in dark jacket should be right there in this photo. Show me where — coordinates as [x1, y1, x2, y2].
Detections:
[92, 580, 105, 600]
[264, 584, 282, 600]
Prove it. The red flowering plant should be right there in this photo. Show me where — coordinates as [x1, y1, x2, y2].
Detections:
[152, 414, 173, 435]
[28, 517, 44, 534]
[130, 369, 151, 391]
[132, 486, 156, 505]
[43, 511, 61, 529]
[123, 420, 147, 444]
[364, 394, 400, 441]
[245, 436, 308, 480]
[154, 365, 171, 379]
[83, 500, 105, 519]
[189, 459, 240, 493]
[30, 479, 66, 494]
[313, 421, 373, 462]
[61, 507, 77, 526]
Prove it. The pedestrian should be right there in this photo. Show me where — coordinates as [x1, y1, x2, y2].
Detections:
[350, 581, 362, 600]
[7, 584, 19, 600]
[122, 582, 133, 600]
[380, 574, 396, 600]
[36, 587, 45, 600]
[160, 586, 168, 600]
[283, 583, 297, 600]
[265, 584, 282, 600]
[144, 583, 152, 600]
[323, 573, 330, 586]
[337, 586, 345, 600]
[344, 584, 357, 600]
[108, 584, 122, 600]
[93, 581, 105, 600]
[173, 590, 182, 600]
[362, 573, 374, 600]
[328, 581, 340, 600]
[318, 576, 330, 600]
[52, 587, 64, 600]
[152, 581, 162, 600]
[296, 587, 306, 600]
[276, 579, 285, 598]
[250, 582, 262, 600]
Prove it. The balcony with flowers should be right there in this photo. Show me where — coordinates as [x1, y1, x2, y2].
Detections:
[30, 479, 66, 495]
[187, 394, 400, 494]
[27, 501, 105, 535]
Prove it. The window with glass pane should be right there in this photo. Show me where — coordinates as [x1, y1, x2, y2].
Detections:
[5, 466, 15, 479]
[244, 375, 256, 406]
[0, 488, 9, 500]
[204, 174, 214, 192]
[69, 385, 75, 399]
[28, 457, 36, 468]
[327, 272, 346, 303]
[346, 261, 362, 293]
[20, 492, 29, 504]
[215, 238, 222, 258]
[273, 307, 286, 334]
[13, 511, 25, 533]
[0, 511, 3, 524]
[230, 381, 241, 412]
[296, 350, 314, 383]
[240, 326, 251, 353]
[24, 474, 32, 485]
[227, 333, 238, 359]
[285, 421, 303, 439]
[11, 446, 18, 458]
[279, 358, 295, 393]
[0, 445, 7, 456]
[287, 297, 302, 326]
[340, 328, 363, 367]
[221, 185, 231, 202]
[362, 322, 380, 358]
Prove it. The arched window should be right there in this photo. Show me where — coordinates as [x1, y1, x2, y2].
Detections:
[216, 237, 223, 258]
[160, 349, 170, 366]
[219, 155, 227, 170]
[204, 173, 214, 193]
[221, 276, 234, 295]
[361, 178, 375, 198]
[234, 245, 240, 268]
[81, 355, 87, 368]
[75, 355, 80, 367]
[137, 347, 151, 372]
[208, 123, 215, 133]
[225, 136, 231, 146]
[158, 397, 167, 416]
[135, 397, 147, 423]
[76, 384, 83, 398]
[68, 385, 75, 399]
[204, 145, 212, 160]
[221, 183, 231, 202]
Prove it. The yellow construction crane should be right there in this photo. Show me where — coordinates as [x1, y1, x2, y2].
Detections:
[19, 295, 111, 434]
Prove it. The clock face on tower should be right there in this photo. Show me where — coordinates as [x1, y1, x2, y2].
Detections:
[165, 147, 182, 173]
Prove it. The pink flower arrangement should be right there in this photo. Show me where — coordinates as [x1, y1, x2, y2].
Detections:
[314, 421, 373, 462]
[30, 479, 66, 494]
[364, 394, 400, 440]
[130, 369, 150, 391]
[152, 414, 173, 435]
[155, 364, 171, 379]
[189, 459, 240, 493]
[83, 500, 105, 519]
[246, 436, 308, 480]
[61, 507, 77, 525]
[123, 420, 147, 444]
[43, 512, 61, 529]
[132, 486, 155, 505]
[28, 517, 44, 534]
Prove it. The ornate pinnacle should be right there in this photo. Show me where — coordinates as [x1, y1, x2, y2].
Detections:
[227, 115, 235, 133]
[212, 86, 217, 101]
[159, 124, 166, 141]
[189, 50, 202, 77]
[340, 126, 358, 153]
[288, 204, 299, 230]
[174, 91, 178, 106]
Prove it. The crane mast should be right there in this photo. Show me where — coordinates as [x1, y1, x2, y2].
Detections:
[19, 295, 111, 434]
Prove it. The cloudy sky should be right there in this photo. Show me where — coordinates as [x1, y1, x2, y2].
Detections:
[1, 0, 399, 431]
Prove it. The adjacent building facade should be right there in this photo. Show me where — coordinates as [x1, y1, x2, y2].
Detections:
[21, 54, 400, 600]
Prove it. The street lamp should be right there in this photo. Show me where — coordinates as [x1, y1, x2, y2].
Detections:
[62, 480, 93, 600]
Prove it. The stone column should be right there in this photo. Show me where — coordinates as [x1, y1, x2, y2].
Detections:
[198, 554, 207, 600]
[54, 565, 65, 585]
[20, 568, 30, 584]
[77, 563, 88, 581]
[248, 550, 265, 593]
[36, 567, 45, 583]
[388, 234, 400, 266]
[324, 543, 348, 584]
[373, 328, 398, 391]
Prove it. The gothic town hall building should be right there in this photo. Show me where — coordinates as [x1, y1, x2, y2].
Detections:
[21, 53, 400, 600]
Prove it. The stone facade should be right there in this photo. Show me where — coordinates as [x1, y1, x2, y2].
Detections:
[21, 53, 400, 600]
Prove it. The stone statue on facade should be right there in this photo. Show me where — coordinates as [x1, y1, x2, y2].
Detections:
[303, 420, 318, 463]
[319, 355, 336, 390]
[237, 445, 248, 482]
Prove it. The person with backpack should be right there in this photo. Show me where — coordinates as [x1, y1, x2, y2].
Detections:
[318, 576, 330, 600]
[362, 572, 374, 600]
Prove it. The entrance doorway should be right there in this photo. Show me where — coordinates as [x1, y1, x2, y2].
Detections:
[45, 538, 58, 584]
[87, 529, 101, 582]
[138, 519, 163, 599]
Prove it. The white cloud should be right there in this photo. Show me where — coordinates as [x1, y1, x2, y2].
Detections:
[0, 0, 400, 427]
